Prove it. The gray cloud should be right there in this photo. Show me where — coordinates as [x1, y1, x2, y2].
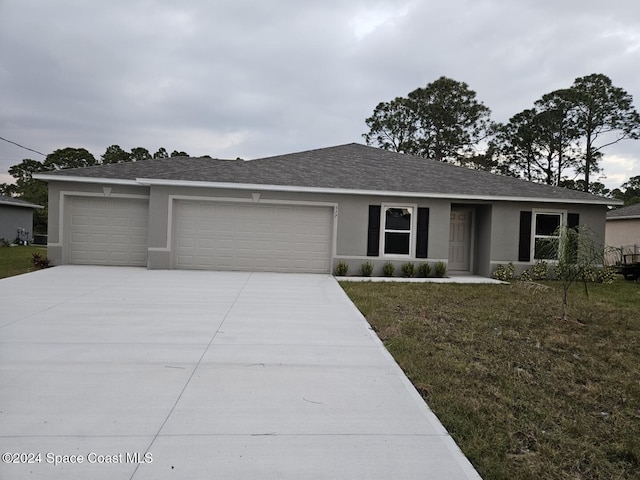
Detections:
[1, 0, 639, 188]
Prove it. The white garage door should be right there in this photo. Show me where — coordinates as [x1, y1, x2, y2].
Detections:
[173, 201, 333, 273]
[66, 196, 149, 266]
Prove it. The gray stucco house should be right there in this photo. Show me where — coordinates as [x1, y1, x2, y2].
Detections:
[34, 143, 618, 276]
[0, 195, 43, 243]
[606, 203, 640, 260]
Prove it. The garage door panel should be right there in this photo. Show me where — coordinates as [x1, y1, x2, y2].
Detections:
[89, 233, 109, 244]
[131, 235, 147, 246]
[66, 197, 149, 266]
[110, 216, 133, 228]
[173, 201, 332, 273]
[70, 215, 90, 227]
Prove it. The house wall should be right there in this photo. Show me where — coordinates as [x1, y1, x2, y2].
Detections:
[331, 194, 452, 276]
[45, 180, 610, 277]
[145, 185, 453, 272]
[46, 181, 151, 265]
[488, 201, 608, 275]
[605, 219, 640, 249]
[0, 205, 34, 243]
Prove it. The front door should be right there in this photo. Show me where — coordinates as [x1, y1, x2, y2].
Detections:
[449, 210, 472, 272]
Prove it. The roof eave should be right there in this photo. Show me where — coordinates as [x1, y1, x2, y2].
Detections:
[33, 173, 141, 186]
[136, 178, 619, 206]
[606, 215, 640, 220]
[30, 174, 619, 206]
[0, 200, 44, 209]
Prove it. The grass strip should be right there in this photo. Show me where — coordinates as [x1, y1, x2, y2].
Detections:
[341, 280, 640, 480]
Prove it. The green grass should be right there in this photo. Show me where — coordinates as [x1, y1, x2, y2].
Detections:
[0, 245, 48, 279]
[341, 279, 640, 480]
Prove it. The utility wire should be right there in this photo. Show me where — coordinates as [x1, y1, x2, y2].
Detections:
[0, 136, 46, 156]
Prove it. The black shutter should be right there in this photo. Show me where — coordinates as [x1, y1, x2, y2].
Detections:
[567, 213, 580, 230]
[567, 213, 580, 262]
[367, 205, 381, 256]
[416, 208, 429, 258]
[518, 211, 532, 262]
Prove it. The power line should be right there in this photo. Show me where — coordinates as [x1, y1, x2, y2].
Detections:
[0, 136, 46, 156]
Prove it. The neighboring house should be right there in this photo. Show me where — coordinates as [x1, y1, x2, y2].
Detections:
[606, 203, 640, 261]
[0, 195, 43, 244]
[34, 143, 620, 276]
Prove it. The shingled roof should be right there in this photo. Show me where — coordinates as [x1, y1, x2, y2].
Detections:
[607, 202, 640, 219]
[36, 143, 618, 205]
[0, 195, 43, 209]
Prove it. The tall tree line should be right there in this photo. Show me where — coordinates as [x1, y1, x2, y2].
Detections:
[364, 73, 640, 196]
[0, 146, 190, 233]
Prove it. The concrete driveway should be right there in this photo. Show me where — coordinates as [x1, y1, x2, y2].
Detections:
[0, 266, 481, 479]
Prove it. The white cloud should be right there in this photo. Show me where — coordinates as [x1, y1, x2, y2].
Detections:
[349, 3, 410, 40]
[600, 154, 639, 189]
[0, 174, 15, 185]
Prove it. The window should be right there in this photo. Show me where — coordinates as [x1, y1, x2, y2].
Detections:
[383, 206, 413, 255]
[533, 212, 563, 260]
[368, 205, 429, 258]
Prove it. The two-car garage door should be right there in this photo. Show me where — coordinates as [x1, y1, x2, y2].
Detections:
[173, 201, 333, 273]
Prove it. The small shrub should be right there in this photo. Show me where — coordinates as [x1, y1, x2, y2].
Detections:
[335, 260, 349, 276]
[360, 261, 374, 277]
[519, 269, 532, 281]
[383, 261, 395, 277]
[400, 262, 416, 278]
[532, 260, 548, 280]
[494, 262, 515, 281]
[31, 252, 51, 269]
[0, 238, 10, 248]
[434, 261, 447, 278]
[506, 262, 515, 279]
[597, 265, 617, 284]
[417, 262, 431, 277]
[577, 266, 598, 283]
[492, 264, 507, 281]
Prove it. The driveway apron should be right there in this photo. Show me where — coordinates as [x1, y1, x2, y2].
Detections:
[0, 266, 481, 479]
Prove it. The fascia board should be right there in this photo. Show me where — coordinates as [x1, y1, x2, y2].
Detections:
[136, 178, 621, 206]
[0, 200, 44, 209]
[33, 174, 140, 186]
[606, 215, 640, 220]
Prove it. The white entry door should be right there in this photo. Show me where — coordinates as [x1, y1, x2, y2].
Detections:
[448, 210, 472, 272]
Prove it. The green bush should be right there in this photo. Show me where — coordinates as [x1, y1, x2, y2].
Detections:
[492, 262, 515, 281]
[519, 269, 532, 281]
[418, 262, 431, 277]
[597, 265, 617, 284]
[577, 266, 598, 283]
[400, 262, 416, 278]
[383, 261, 395, 277]
[532, 260, 548, 280]
[434, 261, 447, 278]
[492, 264, 507, 281]
[335, 260, 349, 276]
[360, 261, 374, 277]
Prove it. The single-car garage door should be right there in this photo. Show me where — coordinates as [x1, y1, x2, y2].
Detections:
[66, 196, 149, 266]
[173, 201, 333, 273]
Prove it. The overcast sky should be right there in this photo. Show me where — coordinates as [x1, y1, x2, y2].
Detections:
[1, 0, 639, 189]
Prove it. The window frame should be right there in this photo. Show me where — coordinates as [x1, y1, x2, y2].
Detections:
[531, 209, 566, 261]
[380, 203, 417, 257]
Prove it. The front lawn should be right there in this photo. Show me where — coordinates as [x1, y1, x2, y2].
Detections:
[341, 280, 640, 480]
[0, 245, 48, 279]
